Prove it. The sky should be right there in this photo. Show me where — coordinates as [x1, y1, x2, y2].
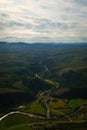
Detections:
[0, 0, 87, 43]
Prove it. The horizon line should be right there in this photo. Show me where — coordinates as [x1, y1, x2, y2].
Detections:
[0, 41, 87, 45]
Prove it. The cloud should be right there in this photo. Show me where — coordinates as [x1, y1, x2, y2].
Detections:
[0, 0, 87, 43]
[71, 0, 87, 6]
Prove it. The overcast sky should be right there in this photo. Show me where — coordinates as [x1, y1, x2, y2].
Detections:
[0, 0, 87, 43]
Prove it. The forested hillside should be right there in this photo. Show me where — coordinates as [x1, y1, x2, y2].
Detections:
[0, 42, 87, 111]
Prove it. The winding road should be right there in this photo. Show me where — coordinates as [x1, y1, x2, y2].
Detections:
[45, 96, 50, 119]
[0, 111, 46, 121]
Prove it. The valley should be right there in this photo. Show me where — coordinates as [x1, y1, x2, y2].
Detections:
[0, 42, 87, 129]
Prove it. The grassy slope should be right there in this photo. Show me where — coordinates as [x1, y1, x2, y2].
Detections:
[0, 113, 42, 130]
[0, 113, 87, 130]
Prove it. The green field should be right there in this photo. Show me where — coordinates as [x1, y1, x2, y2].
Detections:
[23, 101, 46, 116]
